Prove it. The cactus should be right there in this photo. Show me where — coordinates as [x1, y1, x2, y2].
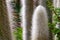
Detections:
[20, 0, 33, 40]
[0, 0, 12, 40]
[31, 5, 49, 40]
[6, 0, 17, 40]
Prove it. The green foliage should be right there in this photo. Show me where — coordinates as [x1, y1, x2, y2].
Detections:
[55, 8, 60, 22]
[52, 28, 60, 35]
[54, 7, 60, 40]
[48, 23, 55, 29]
[46, 0, 54, 11]
[46, 0, 60, 40]
[14, 27, 22, 40]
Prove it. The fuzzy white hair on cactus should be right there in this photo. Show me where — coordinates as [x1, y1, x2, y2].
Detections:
[20, 6, 26, 28]
[31, 5, 49, 40]
[20, 0, 25, 6]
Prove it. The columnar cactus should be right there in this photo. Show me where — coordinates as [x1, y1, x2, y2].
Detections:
[53, 0, 60, 8]
[20, 0, 33, 40]
[0, 0, 12, 40]
[31, 5, 49, 40]
[6, 0, 17, 40]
